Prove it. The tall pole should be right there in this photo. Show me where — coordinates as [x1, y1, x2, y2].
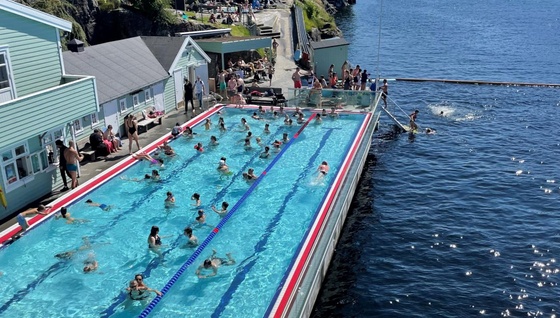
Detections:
[375, 0, 383, 86]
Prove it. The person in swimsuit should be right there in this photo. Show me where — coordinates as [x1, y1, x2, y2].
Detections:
[315, 113, 322, 124]
[125, 114, 141, 154]
[82, 253, 98, 273]
[183, 227, 199, 247]
[211, 201, 229, 218]
[194, 142, 204, 152]
[54, 236, 109, 260]
[195, 209, 206, 226]
[126, 279, 160, 302]
[55, 206, 90, 224]
[210, 135, 219, 147]
[134, 273, 162, 296]
[16, 205, 51, 233]
[191, 193, 201, 207]
[217, 157, 230, 174]
[164, 191, 175, 208]
[409, 109, 419, 131]
[85, 199, 112, 211]
[183, 126, 195, 139]
[63, 144, 83, 189]
[147, 225, 166, 257]
[380, 79, 388, 108]
[260, 146, 270, 159]
[242, 168, 258, 182]
[158, 141, 175, 156]
[132, 152, 164, 168]
[195, 249, 236, 278]
[317, 161, 330, 179]
[204, 118, 212, 130]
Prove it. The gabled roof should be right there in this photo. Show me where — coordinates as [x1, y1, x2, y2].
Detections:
[309, 37, 349, 50]
[0, 0, 72, 31]
[63, 36, 170, 104]
[141, 36, 211, 73]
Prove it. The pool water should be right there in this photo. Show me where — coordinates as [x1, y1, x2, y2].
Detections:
[0, 107, 367, 317]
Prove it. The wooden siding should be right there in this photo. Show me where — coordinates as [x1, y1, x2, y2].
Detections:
[0, 10, 63, 97]
[0, 77, 97, 146]
[163, 77, 176, 113]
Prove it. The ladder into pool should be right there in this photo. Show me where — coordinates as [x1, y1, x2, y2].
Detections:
[378, 93, 412, 132]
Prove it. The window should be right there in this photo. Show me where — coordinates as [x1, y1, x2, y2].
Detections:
[73, 119, 83, 133]
[91, 112, 99, 127]
[132, 94, 139, 108]
[42, 127, 64, 165]
[1, 143, 33, 192]
[144, 89, 152, 102]
[119, 99, 127, 113]
[0, 49, 15, 101]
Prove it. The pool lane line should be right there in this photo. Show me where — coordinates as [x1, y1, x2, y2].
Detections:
[137, 113, 318, 318]
[0, 106, 224, 247]
[267, 113, 373, 317]
[100, 124, 287, 317]
[0, 120, 222, 315]
[211, 127, 336, 317]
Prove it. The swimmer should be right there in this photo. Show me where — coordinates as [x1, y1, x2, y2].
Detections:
[82, 253, 98, 273]
[260, 146, 271, 158]
[263, 123, 271, 134]
[321, 108, 327, 117]
[218, 116, 225, 125]
[329, 107, 339, 118]
[16, 204, 51, 232]
[132, 152, 164, 168]
[255, 137, 263, 147]
[243, 138, 252, 150]
[240, 118, 250, 131]
[439, 111, 444, 116]
[211, 201, 229, 218]
[204, 118, 212, 130]
[285, 118, 293, 126]
[85, 199, 112, 211]
[148, 225, 167, 257]
[242, 168, 258, 182]
[171, 122, 182, 137]
[158, 140, 175, 156]
[425, 128, 437, 134]
[251, 112, 262, 120]
[183, 126, 195, 138]
[292, 107, 302, 117]
[55, 206, 90, 224]
[183, 227, 199, 247]
[259, 105, 266, 114]
[210, 135, 219, 146]
[191, 193, 201, 206]
[195, 209, 206, 225]
[315, 161, 330, 182]
[272, 140, 282, 152]
[126, 279, 160, 302]
[268, 105, 274, 113]
[272, 111, 278, 118]
[219, 122, 227, 133]
[164, 191, 175, 208]
[134, 273, 162, 296]
[194, 142, 204, 152]
[296, 113, 305, 124]
[315, 113, 322, 124]
[279, 105, 284, 113]
[282, 132, 290, 143]
[195, 249, 236, 278]
[55, 236, 109, 260]
[217, 157, 230, 174]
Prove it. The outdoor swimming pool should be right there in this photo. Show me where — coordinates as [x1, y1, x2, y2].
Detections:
[0, 106, 369, 317]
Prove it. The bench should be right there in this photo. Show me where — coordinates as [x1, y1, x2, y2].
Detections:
[245, 87, 285, 106]
[137, 109, 164, 133]
[79, 143, 97, 162]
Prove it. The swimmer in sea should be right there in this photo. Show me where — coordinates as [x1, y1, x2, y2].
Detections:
[55, 206, 90, 224]
[164, 191, 175, 208]
[85, 199, 112, 211]
[132, 152, 164, 168]
[195, 249, 236, 278]
[183, 227, 199, 247]
[211, 201, 229, 218]
[196, 209, 206, 225]
[260, 146, 271, 158]
[242, 168, 258, 182]
[425, 128, 436, 134]
[191, 193, 201, 206]
[82, 253, 98, 273]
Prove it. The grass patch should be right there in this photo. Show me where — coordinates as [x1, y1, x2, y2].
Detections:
[230, 25, 251, 36]
[296, 0, 336, 32]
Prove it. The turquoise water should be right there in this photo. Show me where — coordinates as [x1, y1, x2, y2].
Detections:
[0, 107, 366, 317]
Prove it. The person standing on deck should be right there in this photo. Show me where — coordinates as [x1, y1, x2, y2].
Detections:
[184, 79, 194, 113]
[272, 38, 279, 54]
[292, 67, 302, 89]
[64, 142, 83, 189]
[409, 109, 420, 131]
[55, 140, 70, 192]
[194, 76, 206, 110]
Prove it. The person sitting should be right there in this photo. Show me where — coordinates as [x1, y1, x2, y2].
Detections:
[171, 123, 182, 137]
[209, 13, 217, 23]
[103, 125, 121, 151]
[89, 129, 110, 157]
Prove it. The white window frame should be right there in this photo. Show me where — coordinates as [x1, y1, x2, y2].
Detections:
[41, 127, 64, 169]
[73, 119, 83, 134]
[132, 94, 139, 108]
[0, 47, 17, 100]
[119, 98, 127, 113]
[144, 88, 152, 102]
[1, 142, 34, 193]
[91, 112, 99, 128]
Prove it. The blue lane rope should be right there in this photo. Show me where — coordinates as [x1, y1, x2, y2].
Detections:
[137, 113, 318, 318]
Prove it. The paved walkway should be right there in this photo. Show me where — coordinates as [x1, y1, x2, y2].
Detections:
[0, 3, 298, 235]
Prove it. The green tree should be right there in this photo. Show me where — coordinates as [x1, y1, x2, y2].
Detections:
[22, 0, 87, 43]
[129, 0, 175, 26]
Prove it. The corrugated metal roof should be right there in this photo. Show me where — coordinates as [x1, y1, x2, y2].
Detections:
[63, 36, 170, 104]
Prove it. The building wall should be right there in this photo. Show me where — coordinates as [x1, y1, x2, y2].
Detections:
[163, 77, 176, 113]
[312, 45, 349, 82]
[0, 10, 63, 97]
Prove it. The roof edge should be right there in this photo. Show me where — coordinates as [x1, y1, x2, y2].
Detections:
[0, 0, 72, 32]
[168, 36, 211, 72]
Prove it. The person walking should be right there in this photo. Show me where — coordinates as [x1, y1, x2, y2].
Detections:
[184, 79, 194, 113]
[194, 76, 206, 110]
[55, 140, 70, 191]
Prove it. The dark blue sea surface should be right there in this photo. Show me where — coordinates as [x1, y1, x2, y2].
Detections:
[312, 1, 560, 317]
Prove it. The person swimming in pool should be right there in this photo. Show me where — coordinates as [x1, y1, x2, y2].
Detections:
[195, 249, 236, 278]
[85, 199, 112, 211]
[243, 138, 252, 150]
[183, 227, 199, 247]
[255, 137, 263, 147]
[183, 126, 195, 139]
[263, 123, 271, 134]
[282, 132, 290, 143]
[126, 279, 160, 302]
[204, 118, 212, 130]
[318, 161, 330, 176]
[209, 135, 219, 147]
[242, 168, 258, 182]
[260, 146, 271, 158]
[191, 193, 201, 207]
[240, 118, 251, 131]
[55, 236, 109, 260]
[147, 225, 169, 257]
[164, 191, 175, 208]
[211, 201, 229, 218]
[315, 113, 322, 124]
[132, 152, 164, 168]
[217, 157, 230, 174]
[16, 204, 51, 233]
[55, 206, 90, 224]
[82, 253, 98, 273]
[134, 273, 161, 296]
[195, 209, 206, 226]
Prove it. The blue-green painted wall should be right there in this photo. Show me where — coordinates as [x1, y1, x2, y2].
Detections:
[0, 10, 63, 97]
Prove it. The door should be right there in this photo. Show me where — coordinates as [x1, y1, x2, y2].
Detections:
[102, 100, 119, 136]
[173, 68, 183, 109]
[153, 82, 165, 112]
